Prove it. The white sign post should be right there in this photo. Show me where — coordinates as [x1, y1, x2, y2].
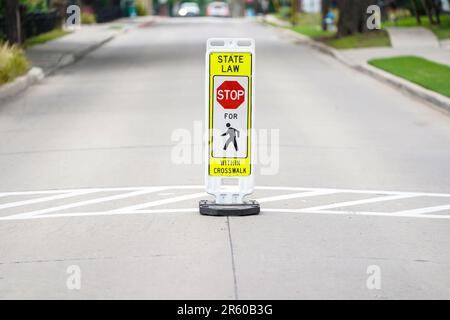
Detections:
[199, 38, 260, 216]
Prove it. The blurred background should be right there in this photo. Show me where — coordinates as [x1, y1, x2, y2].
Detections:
[1, 0, 449, 45]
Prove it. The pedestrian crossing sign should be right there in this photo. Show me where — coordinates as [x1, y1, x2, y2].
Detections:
[207, 43, 253, 177]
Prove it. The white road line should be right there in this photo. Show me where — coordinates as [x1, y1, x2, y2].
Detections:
[262, 208, 450, 220]
[1, 186, 450, 198]
[108, 192, 207, 212]
[0, 185, 203, 197]
[395, 204, 450, 216]
[3, 187, 166, 220]
[297, 194, 416, 212]
[0, 191, 93, 210]
[255, 186, 450, 197]
[0, 208, 199, 221]
[2, 206, 449, 221]
[256, 190, 337, 204]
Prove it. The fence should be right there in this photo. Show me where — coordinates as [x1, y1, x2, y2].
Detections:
[23, 10, 59, 39]
[0, 10, 59, 42]
[95, 6, 123, 23]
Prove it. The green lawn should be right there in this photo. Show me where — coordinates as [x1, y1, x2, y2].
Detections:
[282, 11, 390, 49]
[383, 15, 450, 40]
[291, 25, 335, 38]
[323, 30, 391, 49]
[24, 29, 71, 48]
[368, 56, 450, 98]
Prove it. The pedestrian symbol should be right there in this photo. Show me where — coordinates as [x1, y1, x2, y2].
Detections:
[222, 123, 240, 151]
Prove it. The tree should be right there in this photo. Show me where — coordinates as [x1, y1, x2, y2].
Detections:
[5, 0, 22, 43]
[321, 0, 331, 31]
[410, 0, 421, 25]
[337, 0, 378, 37]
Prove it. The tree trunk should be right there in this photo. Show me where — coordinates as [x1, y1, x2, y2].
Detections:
[5, 0, 21, 44]
[421, 0, 435, 24]
[410, 0, 421, 24]
[337, 0, 377, 37]
[321, 0, 331, 31]
[430, 0, 441, 25]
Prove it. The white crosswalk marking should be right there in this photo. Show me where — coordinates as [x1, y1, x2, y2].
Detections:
[395, 204, 450, 215]
[0, 186, 448, 221]
[3, 187, 165, 220]
[0, 190, 93, 210]
[256, 190, 337, 203]
[297, 194, 417, 213]
[109, 192, 207, 212]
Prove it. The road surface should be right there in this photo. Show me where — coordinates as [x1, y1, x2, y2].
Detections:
[0, 17, 449, 299]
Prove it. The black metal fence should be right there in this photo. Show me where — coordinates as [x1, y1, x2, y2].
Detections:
[0, 5, 123, 43]
[95, 6, 123, 23]
[0, 15, 5, 41]
[23, 10, 59, 39]
[0, 10, 59, 42]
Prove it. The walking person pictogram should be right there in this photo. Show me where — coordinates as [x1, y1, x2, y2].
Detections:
[222, 123, 240, 151]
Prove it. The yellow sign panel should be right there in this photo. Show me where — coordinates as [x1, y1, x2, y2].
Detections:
[209, 52, 252, 177]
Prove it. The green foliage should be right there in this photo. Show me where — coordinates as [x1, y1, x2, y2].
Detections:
[277, 6, 291, 20]
[291, 25, 334, 38]
[383, 15, 450, 40]
[20, 0, 48, 13]
[136, 1, 148, 16]
[324, 30, 391, 49]
[81, 12, 96, 25]
[369, 56, 450, 98]
[24, 29, 71, 47]
[0, 43, 30, 85]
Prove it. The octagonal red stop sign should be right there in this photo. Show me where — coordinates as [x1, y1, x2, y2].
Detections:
[216, 80, 245, 109]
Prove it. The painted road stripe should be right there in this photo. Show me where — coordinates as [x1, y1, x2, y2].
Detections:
[108, 192, 208, 212]
[4, 187, 166, 220]
[395, 204, 450, 215]
[255, 186, 450, 197]
[0, 191, 93, 210]
[0, 208, 200, 221]
[256, 190, 337, 204]
[262, 209, 450, 220]
[0, 186, 448, 221]
[1, 207, 450, 221]
[1, 186, 449, 198]
[297, 194, 416, 213]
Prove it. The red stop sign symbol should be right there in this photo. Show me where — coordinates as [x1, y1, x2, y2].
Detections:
[216, 81, 245, 109]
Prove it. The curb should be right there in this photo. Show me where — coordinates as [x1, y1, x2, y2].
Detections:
[0, 67, 45, 103]
[0, 31, 119, 103]
[44, 33, 117, 76]
[265, 20, 450, 115]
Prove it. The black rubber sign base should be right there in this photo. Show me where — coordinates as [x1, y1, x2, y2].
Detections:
[199, 200, 260, 216]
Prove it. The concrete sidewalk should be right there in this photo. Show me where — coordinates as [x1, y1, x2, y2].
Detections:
[341, 26, 450, 67]
[269, 22, 450, 113]
[26, 16, 155, 75]
[386, 26, 441, 48]
[0, 16, 155, 102]
[340, 47, 450, 67]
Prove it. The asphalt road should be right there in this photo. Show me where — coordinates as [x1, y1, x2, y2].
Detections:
[0, 17, 450, 299]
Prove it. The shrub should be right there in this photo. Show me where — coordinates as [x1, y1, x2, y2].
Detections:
[0, 43, 30, 85]
[20, 0, 48, 13]
[81, 12, 96, 25]
[136, 1, 148, 16]
[278, 6, 291, 20]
